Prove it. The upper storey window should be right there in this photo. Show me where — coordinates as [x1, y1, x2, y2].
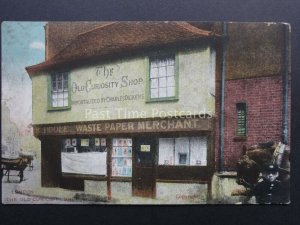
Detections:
[236, 103, 247, 137]
[147, 55, 178, 102]
[48, 72, 70, 110]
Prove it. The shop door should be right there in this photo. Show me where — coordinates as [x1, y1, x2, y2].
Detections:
[132, 136, 156, 198]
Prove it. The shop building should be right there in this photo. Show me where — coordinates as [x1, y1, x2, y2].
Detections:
[26, 22, 290, 203]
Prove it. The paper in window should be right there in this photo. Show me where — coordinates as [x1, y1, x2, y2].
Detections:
[113, 138, 118, 146]
[190, 137, 207, 166]
[95, 138, 100, 146]
[65, 139, 71, 147]
[100, 138, 106, 146]
[71, 138, 77, 146]
[175, 138, 189, 165]
[81, 138, 89, 147]
[158, 138, 174, 165]
[127, 139, 132, 146]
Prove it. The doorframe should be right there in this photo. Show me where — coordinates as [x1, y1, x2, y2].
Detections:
[132, 135, 157, 198]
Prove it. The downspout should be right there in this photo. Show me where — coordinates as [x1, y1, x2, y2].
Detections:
[282, 23, 290, 144]
[219, 22, 228, 172]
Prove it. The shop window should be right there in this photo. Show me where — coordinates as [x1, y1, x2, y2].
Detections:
[112, 138, 132, 177]
[158, 137, 207, 166]
[61, 137, 107, 175]
[236, 103, 247, 136]
[147, 55, 178, 102]
[48, 72, 70, 110]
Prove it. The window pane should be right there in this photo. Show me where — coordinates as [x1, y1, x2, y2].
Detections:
[63, 99, 68, 107]
[150, 67, 158, 78]
[167, 76, 175, 87]
[57, 81, 62, 91]
[237, 103, 247, 136]
[159, 77, 167, 87]
[63, 73, 68, 81]
[64, 91, 68, 99]
[57, 99, 64, 107]
[151, 88, 158, 98]
[151, 78, 158, 88]
[52, 93, 58, 100]
[158, 87, 167, 98]
[158, 138, 174, 165]
[167, 65, 174, 77]
[190, 137, 207, 166]
[52, 99, 58, 107]
[151, 59, 158, 68]
[157, 60, 163, 67]
[167, 86, 175, 97]
[167, 58, 174, 66]
[174, 138, 189, 165]
[52, 80, 57, 91]
[57, 92, 64, 99]
[158, 66, 167, 77]
[63, 79, 68, 91]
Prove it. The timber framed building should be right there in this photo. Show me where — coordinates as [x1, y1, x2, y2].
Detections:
[26, 22, 290, 202]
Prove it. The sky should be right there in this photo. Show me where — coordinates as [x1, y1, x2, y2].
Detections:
[2, 22, 46, 131]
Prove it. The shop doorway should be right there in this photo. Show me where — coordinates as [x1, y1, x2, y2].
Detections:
[132, 136, 156, 198]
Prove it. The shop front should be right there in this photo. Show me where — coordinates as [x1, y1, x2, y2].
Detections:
[34, 116, 214, 201]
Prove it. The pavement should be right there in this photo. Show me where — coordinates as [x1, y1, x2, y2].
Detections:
[2, 158, 248, 204]
[2, 159, 197, 204]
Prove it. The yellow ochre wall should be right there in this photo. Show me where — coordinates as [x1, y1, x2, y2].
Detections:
[32, 46, 216, 125]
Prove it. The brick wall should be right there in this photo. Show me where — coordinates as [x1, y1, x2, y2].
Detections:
[215, 76, 290, 171]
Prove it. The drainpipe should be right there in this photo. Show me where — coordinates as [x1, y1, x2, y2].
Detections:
[219, 22, 228, 172]
[282, 23, 290, 144]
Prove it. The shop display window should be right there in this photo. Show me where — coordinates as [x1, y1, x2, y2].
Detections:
[112, 138, 132, 177]
[61, 137, 107, 175]
[158, 136, 207, 166]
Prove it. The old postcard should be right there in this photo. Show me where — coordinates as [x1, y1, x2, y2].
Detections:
[1, 21, 290, 204]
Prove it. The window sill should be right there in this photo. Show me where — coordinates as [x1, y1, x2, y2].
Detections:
[233, 136, 247, 142]
[48, 106, 71, 112]
[146, 97, 179, 103]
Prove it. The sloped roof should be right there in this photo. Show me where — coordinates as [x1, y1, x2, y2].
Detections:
[26, 22, 217, 76]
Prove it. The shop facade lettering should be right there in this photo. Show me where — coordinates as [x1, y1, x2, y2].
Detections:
[34, 117, 213, 136]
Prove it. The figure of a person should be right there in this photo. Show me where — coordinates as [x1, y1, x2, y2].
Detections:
[252, 163, 290, 204]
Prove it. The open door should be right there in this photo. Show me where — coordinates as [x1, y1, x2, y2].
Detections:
[132, 136, 156, 198]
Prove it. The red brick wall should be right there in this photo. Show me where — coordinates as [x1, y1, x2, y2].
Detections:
[215, 76, 289, 171]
